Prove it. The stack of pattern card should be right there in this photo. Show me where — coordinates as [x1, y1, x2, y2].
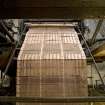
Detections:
[17, 25, 88, 105]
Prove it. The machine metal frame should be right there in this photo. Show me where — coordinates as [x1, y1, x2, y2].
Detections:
[0, 19, 105, 103]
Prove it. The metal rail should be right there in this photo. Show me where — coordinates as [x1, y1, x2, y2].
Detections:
[0, 96, 105, 103]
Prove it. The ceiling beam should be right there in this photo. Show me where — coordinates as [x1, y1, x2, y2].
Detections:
[1, 0, 105, 7]
[0, 0, 105, 18]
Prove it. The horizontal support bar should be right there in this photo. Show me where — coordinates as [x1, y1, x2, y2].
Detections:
[0, 96, 105, 103]
[24, 19, 80, 22]
[25, 23, 76, 27]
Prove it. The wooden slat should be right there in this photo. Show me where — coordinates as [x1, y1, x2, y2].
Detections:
[17, 25, 88, 105]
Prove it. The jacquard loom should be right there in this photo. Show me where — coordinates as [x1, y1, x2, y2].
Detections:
[16, 24, 88, 105]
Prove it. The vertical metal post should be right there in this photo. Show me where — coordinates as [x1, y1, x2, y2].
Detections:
[91, 64, 94, 90]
